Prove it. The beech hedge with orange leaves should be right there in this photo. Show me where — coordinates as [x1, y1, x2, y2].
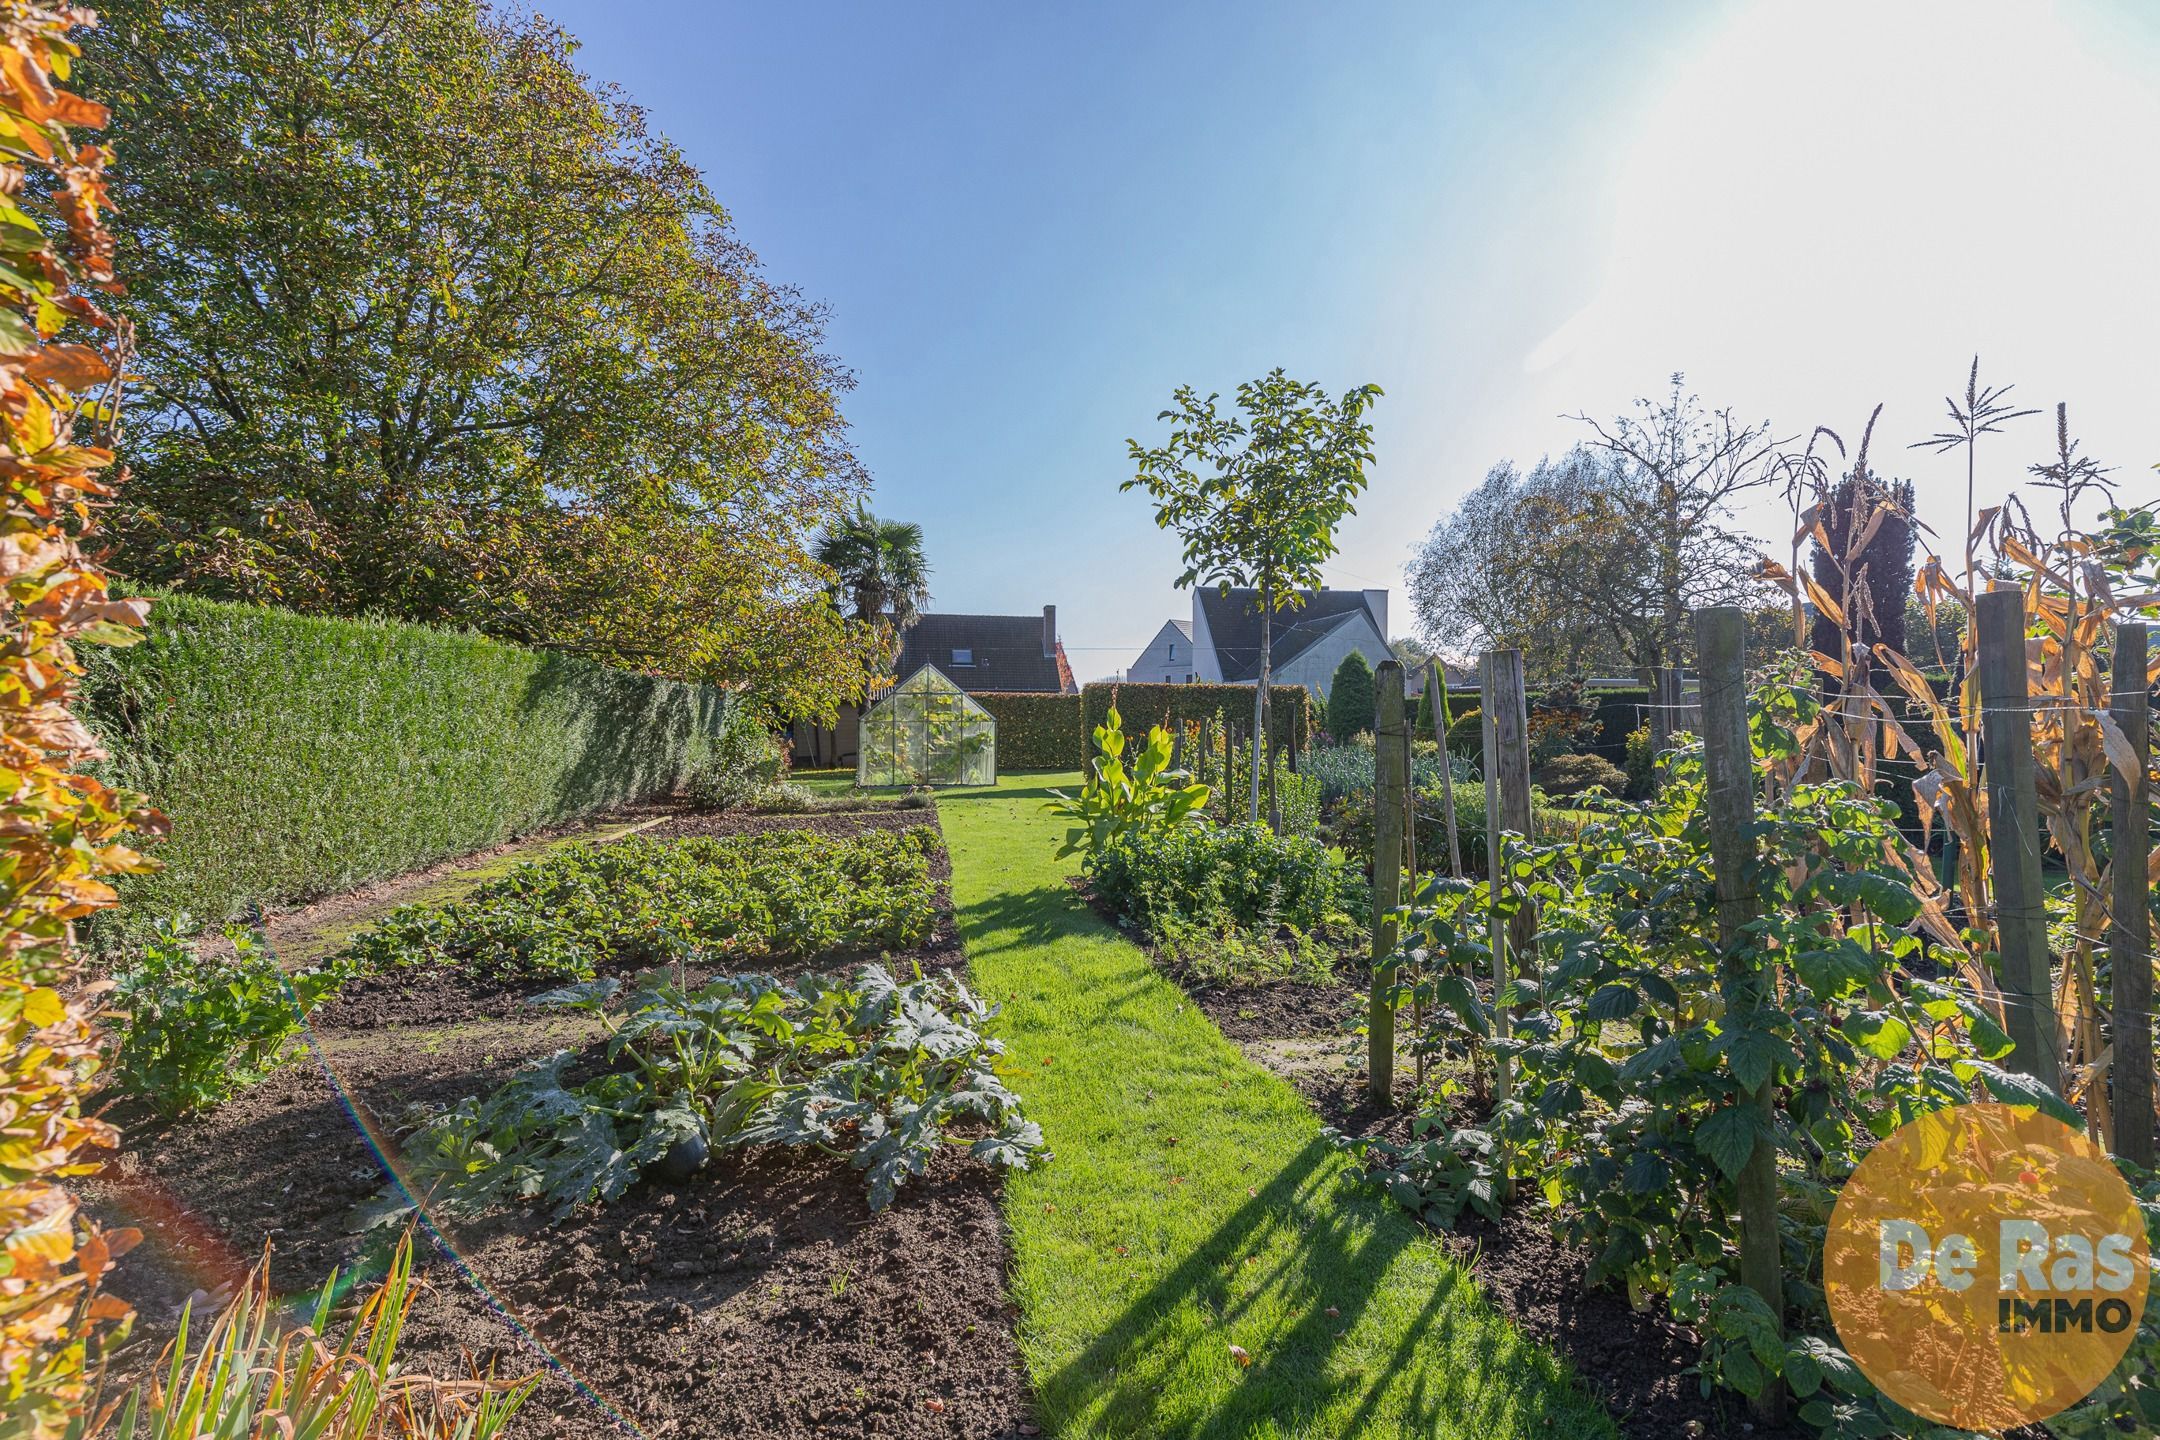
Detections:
[0, 5, 166, 1435]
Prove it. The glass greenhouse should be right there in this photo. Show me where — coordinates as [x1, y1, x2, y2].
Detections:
[857, 665, 997, 787]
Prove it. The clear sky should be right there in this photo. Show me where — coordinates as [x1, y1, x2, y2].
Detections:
[540, 0, 2160, 680]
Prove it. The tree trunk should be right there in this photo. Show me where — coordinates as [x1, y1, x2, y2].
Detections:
[1251, 587, 1270, 824]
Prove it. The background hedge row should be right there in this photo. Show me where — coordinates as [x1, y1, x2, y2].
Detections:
[1082, 682, 1312, 759]
[974, 691, 1088, 770]
[82, 592, 735, 945]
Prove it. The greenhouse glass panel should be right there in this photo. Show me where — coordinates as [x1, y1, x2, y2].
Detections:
[857, 665, 997, 787]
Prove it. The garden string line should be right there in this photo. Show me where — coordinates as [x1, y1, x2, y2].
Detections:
[252, 912, 653, 1439]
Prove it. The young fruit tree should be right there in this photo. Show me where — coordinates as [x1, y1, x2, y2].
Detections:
[1125, 370, 1382, 823]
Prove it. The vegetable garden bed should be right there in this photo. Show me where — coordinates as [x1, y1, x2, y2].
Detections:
[84, 805, 1039, 1439]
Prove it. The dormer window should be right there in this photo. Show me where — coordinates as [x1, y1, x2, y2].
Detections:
[951, 648, 973, 667]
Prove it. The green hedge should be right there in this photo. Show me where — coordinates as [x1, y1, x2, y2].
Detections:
[1082, 682, 1311, 764]
[973, 691, 1084, 770]
[81, 592, 735, 944]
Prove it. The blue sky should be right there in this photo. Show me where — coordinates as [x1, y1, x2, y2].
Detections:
[543, 1, 2160, 680]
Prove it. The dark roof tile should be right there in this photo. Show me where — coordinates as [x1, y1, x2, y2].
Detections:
[894, 612, 1071, 693]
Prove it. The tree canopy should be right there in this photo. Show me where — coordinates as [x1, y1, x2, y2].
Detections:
[1125, 369, 1381, 820]
[1411, 379, 1780, 679]
[1408, 448, 1650, 676]
[81, 0, 877, 717]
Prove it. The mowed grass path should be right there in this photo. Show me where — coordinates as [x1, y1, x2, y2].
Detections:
[939, 775, 1615, 1440]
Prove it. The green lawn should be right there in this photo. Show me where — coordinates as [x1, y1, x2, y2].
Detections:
[787, 768, 859, 796]
[938, 775, 1615, 1440]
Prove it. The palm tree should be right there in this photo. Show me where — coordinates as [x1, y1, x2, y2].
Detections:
[815, 503, 932, 625]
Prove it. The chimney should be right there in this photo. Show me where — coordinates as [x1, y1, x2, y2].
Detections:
[1363, 589, 1389, 640]
[1042, 604, 1057, 657]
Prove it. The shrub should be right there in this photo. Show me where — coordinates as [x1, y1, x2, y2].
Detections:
[1045, 704, 1209, 865]
[685, 704, 787, 811]
[344, 828, 942, 982]
[1303, 741, 1478, 810]
[1623, 723, 1657, 797]
[1092, 821, 1364, 943]
[1445, 706, 1482, 758]
[973, 691, 1084, 770]
[109, 921, 344, 1118]
[101, 1233, 533, 1437]
[1326, 651, 1376, 738]
[1209, 735, 1322, 836]
[1323, 780, 1578, 877]
[380, 964, 1043, 1220]
[1533, 752, 1628, 799]
[82, 592, 738, 946]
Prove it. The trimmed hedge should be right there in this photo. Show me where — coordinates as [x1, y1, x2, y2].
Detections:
[1081, 682, 1311, 764]
[973, 691, 1084, 770]
[1581, 687, 1650, 765]
[81, 592, 735, 944]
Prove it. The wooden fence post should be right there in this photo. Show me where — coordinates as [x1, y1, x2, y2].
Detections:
[1369, 660, 1406, 1108]
[1479, 651, 1533, 1106]
[1487, 651, 1535, 980]
[1647, 664, 1674, 784]
[2112, 622, 2154, 1166]
[1425, 661, 1463, 878]
[1696, 605, 1784, 1423]
[1976, 589, 2065, 1094]
[1401, 711, 1417, 889]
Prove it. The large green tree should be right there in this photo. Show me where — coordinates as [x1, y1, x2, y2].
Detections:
[80, 0, 876, 717]
[1126, 370, 1381, 823]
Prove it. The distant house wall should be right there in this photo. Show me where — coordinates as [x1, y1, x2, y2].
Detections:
[1129, 620, 1196, 684]
[1274, 614, 1391, 698]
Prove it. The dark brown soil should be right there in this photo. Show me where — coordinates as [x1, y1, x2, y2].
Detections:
[84, 813, 1034, 1440]
[642, 804, 935, 842]
[1063, 874, 1359, 1043]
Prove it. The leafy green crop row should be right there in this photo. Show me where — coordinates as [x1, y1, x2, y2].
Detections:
[377, 963, 1043, 1220]
[344, 828, 942, 982]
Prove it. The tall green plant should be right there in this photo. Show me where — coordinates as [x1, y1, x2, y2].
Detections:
[1125, 370, 1382, 822]
[1045, 704, 1209, 863]
[83, 1235, 532, 1439]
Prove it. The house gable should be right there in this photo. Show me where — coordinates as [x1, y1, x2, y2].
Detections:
[1129, 619, 1196, 684]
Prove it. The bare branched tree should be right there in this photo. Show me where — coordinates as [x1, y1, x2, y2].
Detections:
[1568, 375, 1783, 669]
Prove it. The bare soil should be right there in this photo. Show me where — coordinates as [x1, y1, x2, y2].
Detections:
[84, 807, 1035, 1440]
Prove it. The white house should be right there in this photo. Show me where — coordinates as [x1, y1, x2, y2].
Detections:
[1129, 619, 1196, 683]
[1131, 587, 1395, 698]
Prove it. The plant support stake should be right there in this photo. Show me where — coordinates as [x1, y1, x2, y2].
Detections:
[1426, 660, 1463, 878]
[2111, 622, 2154, 1166]
[1976, 588, 2065, 1094]
[1368, 660, 1406, 1107]
[1696, 605, 1784, 1423]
